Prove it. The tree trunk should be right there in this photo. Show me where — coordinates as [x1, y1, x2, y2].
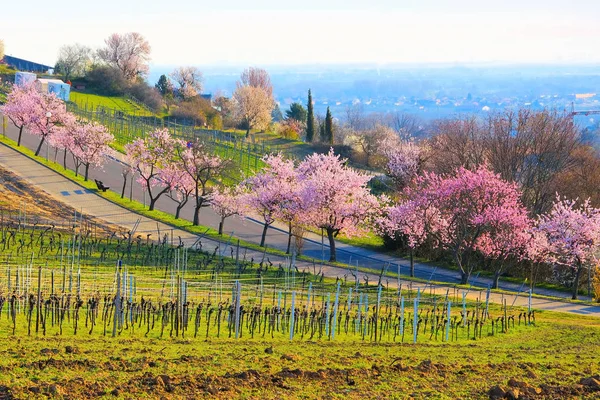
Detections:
[218, 217, 225, 235]
[409, 248, 415, 277]
[148, 186, 170, 212]
[149, 197, 157, 211]
[460, 270, 470, 285]
[63, 149, 67, 169]
[245, 127, 250, 139]
[17, 126, 23, 146]
[175, 205, 183, 220]
[286, 222, 292, 254]
[121, 176, 127, 199]
[35, 137, 45, 157]
[327, 228, 336, 262]
[193, 204, 200, 225]
[492, 270, 501, 290]
[572, 262, 584, 300]
[84, 164, 90, 181]
[74, 163, 79, 177]
[260, 223, 269, 247]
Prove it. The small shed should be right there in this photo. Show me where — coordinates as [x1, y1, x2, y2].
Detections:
[48, 81, 71, 101]
[14, 71, 37, 87]
[36, 79, 70, 101]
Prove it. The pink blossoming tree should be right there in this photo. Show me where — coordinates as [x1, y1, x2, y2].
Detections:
[383, 141, 422, 189]
[47, 123, 74, 170]
[160, 161, 196, 219]
[382, 166, 530, 284]
[1, 83, 40, 146]
[536, 196, 600, 299]
[298, 149, 379, 262]
[69, 121, 115, 181]
[28, 92, 73, 156]
[240, 154, 298, 248]
[125, 128, 178, 211]
[178, 139, 230, 225]
[211, 186, 246, 236]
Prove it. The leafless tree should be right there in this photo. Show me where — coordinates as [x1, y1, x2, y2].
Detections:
[425, 110, 581, 214]
[345, 104, 380, 131]
[238, 67, 273, 99]
[553, 145, 600, 208]
[55, 44, 91, 82]
[385, 112, 422, 138]
[483, 109, 580, 213]
[233, 85, 273, 137]
[425, 116, 486, 175]
[170, 66, 203, 99]
[97, 32, 151, 81]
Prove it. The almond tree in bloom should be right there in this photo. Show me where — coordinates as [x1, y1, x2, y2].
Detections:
[472, 197, 533, 289]
[48, 123, 74, 169]
[69, 121, 115, 181]
[383, 141, 422, 190]
[381, 166, 529, 284]
[160, 161, 196, 219]
[125, 128, 178, 211]
[240, 154, 298, 248]
[29, 92, 74, 156]
[179, 139, 230, 225]
[298, 149, 379, 262]
[211, 186, 245, 236]
[536, 196, 600, 299]
[1, 83, 40, 146]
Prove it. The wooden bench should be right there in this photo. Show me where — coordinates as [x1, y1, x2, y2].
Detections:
[95, 179, 110, 192]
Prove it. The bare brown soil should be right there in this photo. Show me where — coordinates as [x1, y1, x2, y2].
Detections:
[0, 165, 121, 235]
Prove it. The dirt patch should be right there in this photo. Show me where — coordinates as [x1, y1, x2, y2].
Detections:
[0, 165, 121, 235]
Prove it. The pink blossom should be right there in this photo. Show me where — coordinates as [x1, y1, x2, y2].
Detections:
[125, 128, 179, 211]
[1, 83, 40, 146]
[536, 196, 600, 298]
[27, 91, 74, 156]
[178, 140, 229, 225]
[211, 186, 246, 235]
[297, 149, 380, 261]
[240, 154, 299, 247]
[68, 121, 115, 181]
[381, 165, 531, 284]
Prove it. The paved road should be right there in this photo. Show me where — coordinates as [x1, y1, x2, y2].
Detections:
[0, 116, 595, 304]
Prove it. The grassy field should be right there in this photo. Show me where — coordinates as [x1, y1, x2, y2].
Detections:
[69, 92, 155, 117]
[0, 307, 597, 399]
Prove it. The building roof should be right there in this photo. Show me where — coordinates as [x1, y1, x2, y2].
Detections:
[3, 55, 52, 73]
[37, 78, 65, 84]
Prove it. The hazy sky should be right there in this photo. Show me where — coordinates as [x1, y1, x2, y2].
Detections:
[2, 0, 600, 68]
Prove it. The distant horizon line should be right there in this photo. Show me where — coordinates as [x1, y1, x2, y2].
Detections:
[148, 61, 600, 70]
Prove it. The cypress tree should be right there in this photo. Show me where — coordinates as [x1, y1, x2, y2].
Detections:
[306, 89, 315, 142]
[319, 121, 326, 142]
[325, 107, 333, 144]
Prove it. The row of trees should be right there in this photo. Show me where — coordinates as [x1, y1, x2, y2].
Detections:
[379, 165, 600, 299]
[212, 137, 600, 299]
[121, 128, 378, 264]
[1, 84, 114, 180]
[55, 33, 151, 83]
[210, 151, 378, 260]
